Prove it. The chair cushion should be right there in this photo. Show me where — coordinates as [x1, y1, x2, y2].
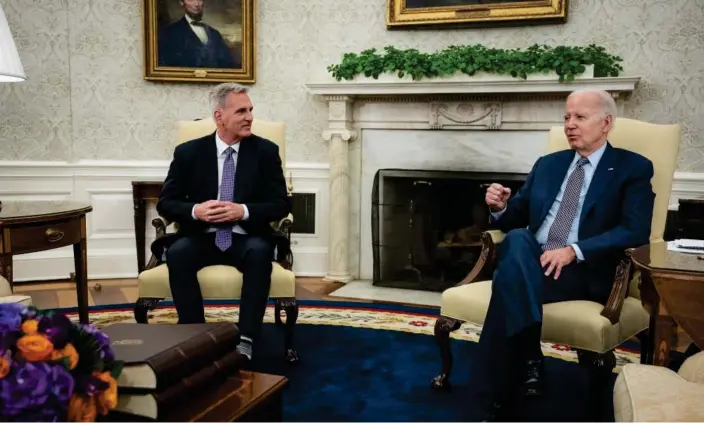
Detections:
[0, 295, 33, 306]
[440, 281, 649, 353]
[613, 362, 704, 422]
[137, 262, 295, 299]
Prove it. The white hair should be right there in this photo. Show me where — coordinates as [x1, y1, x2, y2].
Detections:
[568, 89, 618, 129]
[209, 83, 249, 112]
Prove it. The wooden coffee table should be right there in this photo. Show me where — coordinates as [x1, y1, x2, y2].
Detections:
[108, 371, 288, 422]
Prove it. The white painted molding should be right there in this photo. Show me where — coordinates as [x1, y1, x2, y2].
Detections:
[0, 160, 330, 282]
[306, 76, 641, 97]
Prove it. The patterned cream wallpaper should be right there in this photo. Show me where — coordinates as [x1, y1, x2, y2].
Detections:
[0, 0, 703, 171]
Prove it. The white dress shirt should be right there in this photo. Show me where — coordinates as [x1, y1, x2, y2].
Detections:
[191, 133, 250, 234]
[491, 142, 608, 262]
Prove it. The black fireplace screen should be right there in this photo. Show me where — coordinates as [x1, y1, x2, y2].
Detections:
[371, 169, 525, 292]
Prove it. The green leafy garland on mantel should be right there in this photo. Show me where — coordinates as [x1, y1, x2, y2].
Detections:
[327, 44, 623, 82]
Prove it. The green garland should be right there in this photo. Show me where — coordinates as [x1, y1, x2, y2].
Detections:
[327, 44, 623, 82]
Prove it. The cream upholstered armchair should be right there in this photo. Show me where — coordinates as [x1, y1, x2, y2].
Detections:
[0, 275, 32, 306]
[613, 351, 704, 421]
[134, 118, 299, 364]
[431, 118, 681, 418]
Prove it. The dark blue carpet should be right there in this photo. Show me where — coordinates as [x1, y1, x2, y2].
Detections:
[244, 306, 617, 422]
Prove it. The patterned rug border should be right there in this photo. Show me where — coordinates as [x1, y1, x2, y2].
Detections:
[58, 300, 641, 371]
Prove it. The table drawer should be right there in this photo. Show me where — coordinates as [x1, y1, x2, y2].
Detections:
[7, 219, 81, 254]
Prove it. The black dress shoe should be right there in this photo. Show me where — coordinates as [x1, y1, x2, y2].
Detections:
[481, 401, 504, 422]
[521, 359, 545, 396]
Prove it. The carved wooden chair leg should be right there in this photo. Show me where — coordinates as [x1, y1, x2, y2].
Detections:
[274, 299, 283, 327]
[577, 349, 616, 422]
[134, 297, 164, 323]
[276, 297, 300, 364]
[636, 330, 652, 364]
[431, 315, 463, 391]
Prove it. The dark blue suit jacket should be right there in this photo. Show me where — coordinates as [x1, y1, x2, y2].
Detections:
[492, 142, 655, 300]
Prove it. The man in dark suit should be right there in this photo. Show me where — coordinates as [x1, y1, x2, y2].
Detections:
[156, 83, 290, 360]
[158, 0, 240, 68]
[476, 89, 654, 419]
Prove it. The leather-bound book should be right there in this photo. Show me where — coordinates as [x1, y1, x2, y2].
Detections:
[103, 322, 239, 391]
[113, 349, 247, 420]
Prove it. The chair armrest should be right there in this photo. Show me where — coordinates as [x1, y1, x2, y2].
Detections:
[456, 230, 505, 286]
[152, 216, 172, 238]
[678, 351, 704, 383]
[271, 213, 294, 232]
[600, 249, 635, 325]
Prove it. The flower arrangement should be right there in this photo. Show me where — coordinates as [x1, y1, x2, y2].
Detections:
[0, 303, 123, 422]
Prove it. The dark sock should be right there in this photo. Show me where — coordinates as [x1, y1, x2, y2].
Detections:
[514, 323, 543, 362]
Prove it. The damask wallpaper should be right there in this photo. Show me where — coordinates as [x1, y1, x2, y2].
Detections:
[0, 0, 702, 171]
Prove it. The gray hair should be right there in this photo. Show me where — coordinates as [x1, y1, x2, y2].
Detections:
[209, 83, 249, 111]
[568, 89, 618, 125]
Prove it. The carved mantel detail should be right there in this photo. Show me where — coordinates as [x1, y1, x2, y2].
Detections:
[430, 102, 502, 130]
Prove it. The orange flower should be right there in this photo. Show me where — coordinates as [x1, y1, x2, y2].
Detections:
[17, 334, 54, 362]
[94, 371, 118, 414]
[21, 319, 39, 335]
[51, 343, 79, 370]
[0, 355, 10, 379]
[67, 394, 97, 422]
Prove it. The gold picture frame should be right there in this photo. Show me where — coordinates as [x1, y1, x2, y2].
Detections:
[386, 0, 568, 28]
[143, 0, 256, 83]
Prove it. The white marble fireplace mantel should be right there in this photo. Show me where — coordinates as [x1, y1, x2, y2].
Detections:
[305, 75, 641, 283]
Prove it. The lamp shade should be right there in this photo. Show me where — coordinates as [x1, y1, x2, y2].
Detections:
[0, 5, 24, 82]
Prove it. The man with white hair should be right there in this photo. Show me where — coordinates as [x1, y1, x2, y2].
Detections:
[157, 83, 290, 361]
[477, 89, 654, 420]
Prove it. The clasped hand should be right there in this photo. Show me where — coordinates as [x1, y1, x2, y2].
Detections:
[540, 246, 576, 279]
[195, 200, 244, 223]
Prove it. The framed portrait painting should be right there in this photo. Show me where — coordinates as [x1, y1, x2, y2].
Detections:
[143, 0, 255, 83]
[386, 0, 568, 28]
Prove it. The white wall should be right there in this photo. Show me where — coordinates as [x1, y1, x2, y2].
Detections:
[0, 161, 330, 282]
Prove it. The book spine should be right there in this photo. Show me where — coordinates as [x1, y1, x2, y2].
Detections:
[154, 349, 246, 412]
[147, 323, 239, 388]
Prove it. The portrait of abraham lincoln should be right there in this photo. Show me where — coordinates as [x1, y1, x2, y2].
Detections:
[143, 0, 255, 83]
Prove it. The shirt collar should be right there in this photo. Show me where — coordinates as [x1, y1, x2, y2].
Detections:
[215, 132, 240, 156]
[185, 14, 204, 26]
[574, 141, 607, 168]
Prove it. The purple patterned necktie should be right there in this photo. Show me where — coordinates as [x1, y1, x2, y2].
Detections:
[542, 157, 589, 251]
[215, 147, 235, 251]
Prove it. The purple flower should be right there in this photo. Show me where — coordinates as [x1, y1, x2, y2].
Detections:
[0, 303, 25, 332]
[81, 323, 115, 361]
[0, 361, 74, 418]
[37, 313, 73, 350]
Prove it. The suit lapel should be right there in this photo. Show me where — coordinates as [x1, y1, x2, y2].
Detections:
[233, 138, 255, 202]
[580, 143, 616, 226]
[202, 133, 219, 200]
[538, 150, 574, 224]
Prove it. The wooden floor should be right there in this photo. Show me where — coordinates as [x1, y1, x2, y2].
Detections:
[12, 277, 350, 310]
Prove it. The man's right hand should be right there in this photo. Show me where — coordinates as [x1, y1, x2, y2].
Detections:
[194, 200, 221, 222]
[485, 183, 511, 212]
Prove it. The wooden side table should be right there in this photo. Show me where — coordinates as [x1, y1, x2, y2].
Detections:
[0, 201, 93, 323]
[631, 242, 704, 366]
[132, 181, 163, 273]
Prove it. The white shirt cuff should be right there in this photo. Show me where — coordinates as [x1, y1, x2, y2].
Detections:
[570, 243, 585, 262]
[191, 204, 198, 220]
[489, 206, 506, 222]
[241, 204, 249, 221]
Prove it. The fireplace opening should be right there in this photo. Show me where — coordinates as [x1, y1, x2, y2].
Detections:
[371, 169, 526, 292]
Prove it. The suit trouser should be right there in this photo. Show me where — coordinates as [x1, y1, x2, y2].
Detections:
[165, 232, 273, 341]
[472, 228, 594, 397]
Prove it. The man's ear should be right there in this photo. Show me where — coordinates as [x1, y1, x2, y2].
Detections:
[213, 109, 222, 124]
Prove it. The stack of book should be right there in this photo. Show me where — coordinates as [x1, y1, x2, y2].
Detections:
[102, 322, 245, 420]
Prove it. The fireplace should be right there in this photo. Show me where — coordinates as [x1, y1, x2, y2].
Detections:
[371, 169, 525, 292]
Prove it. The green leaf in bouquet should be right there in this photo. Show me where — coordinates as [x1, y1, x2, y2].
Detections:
[107, 360, 124, 379]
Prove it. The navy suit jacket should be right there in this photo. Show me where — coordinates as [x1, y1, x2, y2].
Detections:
[492, 142, 655, 299]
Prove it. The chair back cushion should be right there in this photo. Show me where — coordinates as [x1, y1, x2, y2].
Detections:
[174, 118, 286, 164]
[547, 117, 681, 243]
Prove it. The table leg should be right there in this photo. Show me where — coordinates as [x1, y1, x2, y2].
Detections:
[0, 254, 12, 291]
[652, 306, 678, 367]
[73, 215, 89, 324]
[134, 196, 146, 274]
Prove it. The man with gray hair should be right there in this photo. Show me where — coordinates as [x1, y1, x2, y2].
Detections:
[475, 89, 654, 420]
[157, 82, 290, 361]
